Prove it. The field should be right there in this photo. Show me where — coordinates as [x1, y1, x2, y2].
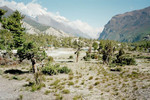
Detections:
[0, 48, 150, 100]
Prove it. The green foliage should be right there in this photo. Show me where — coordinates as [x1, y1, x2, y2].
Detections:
[44, 90, 51, 95]
[69, 55, 73, 59]
[47, 56, 54, 62]
[68, 81, 74, 86]
[91, 53, 98, 59]
[31, 82, 45, 92]
[83, 52, 91, 61]
[131, 41, 150, 52]
[36, 50, 47, 62]
[0, 29, 13, 50]
[62, 89, 70, 94]
[94, 81, 100, 86]
[0, 9, 7, 22]
[58, 66, 71, 74]
[113, 48, 136, 66]
[102, 42, 113, 64]
[42, 64, 58, 75]
[73, 95, 82, 100]
[24, 82, 45, 92]
[117, 48, 125, 59]
[2, 10, 25, 48]
[110, 67, 122, 72]
[92, 41, 98, 51]
[42, 63, 71, 75]
[17, 42, 37, 62]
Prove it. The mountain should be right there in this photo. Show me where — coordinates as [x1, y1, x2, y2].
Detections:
[0, 6, 69, 37]
[99, 6, 150, 42]
[34, 15, 91, 38]
[0, 6, 91, 38]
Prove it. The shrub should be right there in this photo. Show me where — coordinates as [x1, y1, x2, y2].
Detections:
[110, 67, 122, 72]
[62, 89, 70, 94]
[44, 90, 51, 95]
[94, 81, 100, 86]
[68, 81, 74, 86]
[83, 56, 90, 61]
[114, 56, 136, 66]
[69, 55, 73, 59]
[50, 79, 60, 86]
[89, 85, 93, 90]
[42, 63, 71, 75]
[0, 69, 3, 75]
[47, 56, 54, 62]
[58, 66, 71, 74]
[24, 82, 45, 92]
[55, 94, 63, 100]
[83, 52, 91, 61]
[73, 95, 82, 100]
[42, 64, 58, 75]
[89, 76, 93, 80]
[91, 54, 98, 59]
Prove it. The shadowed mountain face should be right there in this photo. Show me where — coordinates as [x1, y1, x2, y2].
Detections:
[99, 6, 150, 42]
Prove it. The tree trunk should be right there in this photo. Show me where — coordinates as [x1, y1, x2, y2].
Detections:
[31, 58, 37, 73]
[76, 54, 79, 62]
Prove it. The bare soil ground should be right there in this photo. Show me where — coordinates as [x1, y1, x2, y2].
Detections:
[0, 48, 150, 100]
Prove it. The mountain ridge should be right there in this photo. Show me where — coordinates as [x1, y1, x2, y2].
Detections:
[0, 6, 70, 37]
[99, 6, 150, 42]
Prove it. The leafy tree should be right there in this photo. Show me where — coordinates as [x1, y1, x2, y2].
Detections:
[113, 48, 136, 65]
[98, 42, 104, 54]
[2, 10, 25, 48]
[92, 41, 98, 53]
[102, 42, 113, 64]
[0, 9, 6, 22]
[0, 29, 13, 50]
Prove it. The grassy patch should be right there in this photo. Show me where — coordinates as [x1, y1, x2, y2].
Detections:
[42, 63, 71, 75]
[68, 81, 74, 86]
[62, 89, 70, 94]
[23, 82, 45, 92]
[73, 95, 83, 100]
[94, 81, 100, 86]
[88, 76, 93, 80]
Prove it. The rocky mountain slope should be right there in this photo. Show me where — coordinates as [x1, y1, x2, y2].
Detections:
[35, 15, 90, 38]
[0, 6, 69, 37]
[99, 6, 150, 42]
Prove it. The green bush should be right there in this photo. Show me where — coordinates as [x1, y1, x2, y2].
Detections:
[47, 56, 54, 62]
[91, 54, 98, 59]
[83, 56, 91, 61]
[110, 67, 122, 72]
[113, 56, 136, 66]
[69, 55, 73, 59]
[42, 65, 58, 75]
[62, 89, 70, 94]
[58, 66, 71, 74]
[113, 48, 136, 66]
[42, 64, 71, 75]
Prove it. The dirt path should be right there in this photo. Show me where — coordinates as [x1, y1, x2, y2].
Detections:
[0, 75, 55, 100]
[0, 75, 23, 100]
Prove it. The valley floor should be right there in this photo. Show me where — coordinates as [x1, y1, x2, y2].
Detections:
[0, 48, 150, 100]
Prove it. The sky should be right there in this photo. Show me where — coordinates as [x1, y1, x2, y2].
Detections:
[0, 0, 150, 37]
